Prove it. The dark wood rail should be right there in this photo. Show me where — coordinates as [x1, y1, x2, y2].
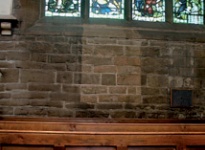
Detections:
[0, 117, 205, 150]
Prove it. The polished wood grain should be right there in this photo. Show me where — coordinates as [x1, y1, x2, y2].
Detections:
[0, 117, 205, 150]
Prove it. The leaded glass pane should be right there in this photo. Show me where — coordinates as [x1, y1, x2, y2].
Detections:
[45, 0, 81, 17]
[132, 0, 165, 22]
[173, 0, 204, 24]
[90, 0, 124, 19]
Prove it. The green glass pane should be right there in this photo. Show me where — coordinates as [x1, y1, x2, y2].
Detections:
[173, 0, 204, 24]
[45, 0, 81, 17]
[90, 0, 124, 19]
[132, 0, 165, 22]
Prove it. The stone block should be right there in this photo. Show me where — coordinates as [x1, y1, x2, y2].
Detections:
[72, 45, 94, 55]
[0, 84, 4, 91]
[172, 57, 187, 67]
[143, 96, 168, 104]
[114, 56, 141, 66]
[94, 45, 123, 57]
[102, 74, 116, 85]
[62, 85, 80, 93]
[141, 87, 160, 95]
[74, 73, 100, 84]
[5, 83, 27, 91]
[194, 58, 205, 67]
[125, 46, 141, 56]
[21, 70, 55, 83]
[47, 108, 74, 117]
[141, 47, 160, 57]
[6, 52, 30, 61]
[36, 36, 66, 43]
[0, 62, 15, 68]
[75, 110, 109, 118]
[99, 95, 141, 103]
[48, 54, 79, 63]
[169, 77, 184, 87]
[82, 56, 113, 66]
[68, 37, 84, 44]
[12, 91, 48, 99]
[50, 92, 80, 102]
[57, 72, 73, 84]
[109, 87, 127, 94]
[0, 107, 13, 115]
[30, 100, 63, 108]
[195, 68, 205, 77]
[147, 75, 168, 87]
[117, 66, 141, 74]
[80, 95, 98, 103]
[31, 53, 47, 62]
[0, 93, 11, 99]
[15, 107, 47, 116]
[67, 64, 92, 72]
[94, 65, 117, 73]
[0, 42, 15, 50]
[110, 110, 137, 118]
[81, 86, 107, 94]
[0, 52, 6, 60]
[65, 102, 94, 109]
[117, 74, 140, 85]
[0, 99, 29, 106]
[87, 38, 117, 45]
[142, 57, 171, 67]
[96, 103, 123, 110]
[0, 69, 19, 83]
[28, 42, 53, 53]
[53, 43, 71, 54]
[194, 49, 205, 58]
[28, 83, 61, 92]
[172, 48, 187, 56]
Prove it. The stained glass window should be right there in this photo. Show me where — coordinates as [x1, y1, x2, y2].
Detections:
[90, 0, 124, 19]
[45, 0, 81, 17]
[173, 0, 204, 24]
[132, 0, 165, 22]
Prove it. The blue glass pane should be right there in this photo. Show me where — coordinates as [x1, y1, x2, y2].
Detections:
[45, 0, 81, 17]
[90, 0, 124, 19]
[173, 0, 204, 24]
[132, 0, 165, 22]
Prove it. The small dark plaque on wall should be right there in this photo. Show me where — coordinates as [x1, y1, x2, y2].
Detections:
[171, 89, 192, 107]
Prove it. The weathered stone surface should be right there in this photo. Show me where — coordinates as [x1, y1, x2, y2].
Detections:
[0, 1, 204, 119]
[74, 73, 100, 84]
[0, 69, 19, 83]
[81, 86, 107, 94]
[102, 74, 116, 85]
[117, 74, 141, 85]
[20, 70, 55, 83]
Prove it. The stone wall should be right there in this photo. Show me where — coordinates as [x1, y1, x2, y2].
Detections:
[0, 0, 204, 119]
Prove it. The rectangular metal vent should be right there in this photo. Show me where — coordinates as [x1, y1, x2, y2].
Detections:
[171, 89, 192, 107]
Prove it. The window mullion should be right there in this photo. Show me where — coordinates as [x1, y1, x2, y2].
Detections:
[165, 0, 173, 23]
[81, 0, 89, 22]
[125, 0, 132, 21]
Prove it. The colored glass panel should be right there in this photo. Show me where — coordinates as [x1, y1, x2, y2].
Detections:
[45, 0, 81, 17]
[90, 0, 124, 19]
[132, 0, 165, 22]
[173, 0, 204, 24]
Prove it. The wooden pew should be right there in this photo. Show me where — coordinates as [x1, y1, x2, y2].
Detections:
[0, 117, 205, 150]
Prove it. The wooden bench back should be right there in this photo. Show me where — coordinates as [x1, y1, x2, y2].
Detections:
[0, 117, 205, 150]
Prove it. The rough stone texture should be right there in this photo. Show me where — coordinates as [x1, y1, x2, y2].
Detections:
[0, 0, 204, 119]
